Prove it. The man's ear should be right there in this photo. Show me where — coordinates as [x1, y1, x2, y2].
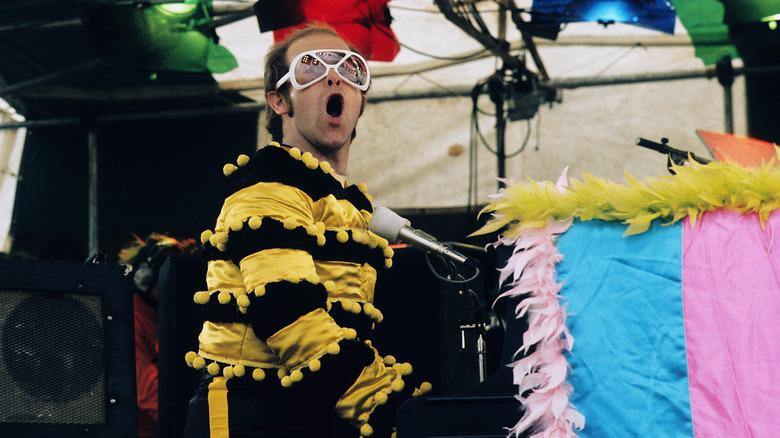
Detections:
[267, 90, 290, 116]
[359, 93, 367, 116]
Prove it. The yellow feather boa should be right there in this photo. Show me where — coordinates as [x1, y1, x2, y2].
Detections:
[477, 157, 780, 237]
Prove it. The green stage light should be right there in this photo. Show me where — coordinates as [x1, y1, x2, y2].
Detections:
[82, 0, 237, 74]
[719, 0, 780, 25]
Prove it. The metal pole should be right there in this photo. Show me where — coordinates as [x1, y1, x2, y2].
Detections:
[715, 56, 735, 134]
[88, 127, 98, 257]
[723, 84, 734, 134]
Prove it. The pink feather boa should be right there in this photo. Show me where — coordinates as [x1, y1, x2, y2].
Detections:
[491, 169, 584, 438]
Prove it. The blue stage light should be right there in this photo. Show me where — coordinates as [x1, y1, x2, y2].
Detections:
[531, 0, 677, 34]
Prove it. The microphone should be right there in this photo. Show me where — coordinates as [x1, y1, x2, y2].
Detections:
[369, 207, 478, 269]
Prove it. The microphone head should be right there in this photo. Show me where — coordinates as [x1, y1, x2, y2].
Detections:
[368, 207, 410, 244]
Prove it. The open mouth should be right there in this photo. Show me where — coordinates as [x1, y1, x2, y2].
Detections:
[326, 95, 343, 118]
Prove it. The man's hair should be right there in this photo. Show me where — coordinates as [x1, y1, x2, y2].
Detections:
[263, 25, 366, 142]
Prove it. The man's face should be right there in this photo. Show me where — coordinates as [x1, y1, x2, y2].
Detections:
[278, 33, 367, 154]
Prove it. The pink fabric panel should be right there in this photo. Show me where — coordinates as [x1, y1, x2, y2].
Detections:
[683, 210, 780, 437]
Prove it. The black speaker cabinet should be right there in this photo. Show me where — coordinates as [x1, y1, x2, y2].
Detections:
[157, 253, 207, 438]
[0, 258, 137, 438]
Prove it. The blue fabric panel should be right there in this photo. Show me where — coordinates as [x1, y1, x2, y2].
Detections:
[554, 219, 693, 437]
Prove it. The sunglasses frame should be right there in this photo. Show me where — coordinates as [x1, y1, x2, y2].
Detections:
[275, 49, 370, 91]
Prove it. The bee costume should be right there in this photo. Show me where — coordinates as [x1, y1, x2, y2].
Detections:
[183, 143, 430, 438]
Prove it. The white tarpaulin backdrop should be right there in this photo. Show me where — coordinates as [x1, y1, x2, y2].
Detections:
[212, 0, 746, 211]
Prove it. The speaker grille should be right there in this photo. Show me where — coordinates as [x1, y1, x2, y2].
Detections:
[0, 290, 107, 424]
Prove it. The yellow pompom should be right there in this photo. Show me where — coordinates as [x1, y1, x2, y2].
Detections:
[391, 378, 405, 392]
[357, 182, 368, 194]
[377, 237, 388, 249]
[385, 259, 393, 269]
[316, 234, 326, 246]
[305, 224, 318, 235]
[363, 303, 375, 315]
[270, 141, 281, 148]
[315, 222, 326, 234]
[399, 362, 413, 376]
[351, 302, 362, 314]
[277, 368, 288, 379]
[326, 343, 341, 355]
[193, 291, 210, 305]
[323, 281, 336, 293]
[236, 154, 250, 167]
[255, 285, 266, 296]
[236, 295, 250, 308]
[375, 309, 384, 323]
[286, 272, 301, 283]
[374, 391, 388, 405]
[365, 194, 373, 203]
[326, 301, 333, 311]
[216, 232, 229, 244]
[383, 355, 396, 366]
[207, 362, 221, 376]
[306, 273, 320, 284]
[343, 328, 357, 340]
[360, 423, 374, 437]
[352, 230, 364, 243]
[319, 161, 332, 173]
[419, 381, 433, 394]
[282, 217, 298, 230]
[185, 351, 198, 366]
[248, 216, 263, 230]
[280, 376, 293, 388]
[309, 359, 321, 372]
[336, 230, 349, 243]
[290, 369, 304, 383]
[223, 366, 234, 379]
[223, 163, 238, 176]
[192, 356, 206, 370]
[288, 147, 302, 160]
[200, 229, 213, 244]
[383, 247, 394, 258]
[252, 368, 266, 381]
[216, 243, 227, 253]
[234, 364, 246, 378]
[209, 233, 220, 246]
[217, 291, 231, 305]
[228, 220, 243, 232]
[368, 234, 379, 249]
[301, 152, 318, 169]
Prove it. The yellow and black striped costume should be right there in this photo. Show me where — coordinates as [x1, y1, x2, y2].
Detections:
[184, 142, 430, 438]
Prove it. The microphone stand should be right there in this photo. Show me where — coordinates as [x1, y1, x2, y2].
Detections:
[635, 137, 712, 174]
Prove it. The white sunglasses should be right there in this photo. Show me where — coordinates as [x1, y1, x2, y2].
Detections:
[275, 49, 370, 91]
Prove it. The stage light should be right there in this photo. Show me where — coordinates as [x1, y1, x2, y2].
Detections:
[718, 0, 780, 25]
[530, 0, 677, 34]
[82, 0, 237, 73]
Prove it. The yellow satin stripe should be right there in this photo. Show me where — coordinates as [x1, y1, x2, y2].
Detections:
[315, 261, 376, 302]
[198, 321, 281, 366]
[207, 377, 229, 438]
[239, 248, 317, 292]
[266, 308, 342, 367]
[218, 182, 369, 230]
[206, 259, 246, 293]
[220, 181, 315, 225]
[335, 351, 396, 423]
[316, 194, 370, 227]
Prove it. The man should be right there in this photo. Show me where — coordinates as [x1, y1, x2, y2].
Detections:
[183, 26, 429, 438]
